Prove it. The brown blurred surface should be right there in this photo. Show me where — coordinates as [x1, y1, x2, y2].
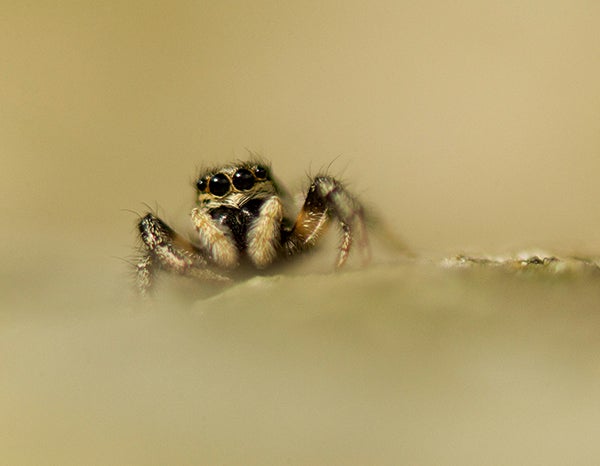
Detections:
[2, 2, 600, 464]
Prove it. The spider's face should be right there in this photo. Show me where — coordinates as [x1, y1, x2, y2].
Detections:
[195, 162, 277, 209]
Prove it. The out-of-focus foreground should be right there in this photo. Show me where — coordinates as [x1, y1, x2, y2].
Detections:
[3, 246, 600, 464]
[2, 1, 600, 464]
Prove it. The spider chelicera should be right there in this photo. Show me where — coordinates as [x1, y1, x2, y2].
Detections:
[135, 160, 370, 295]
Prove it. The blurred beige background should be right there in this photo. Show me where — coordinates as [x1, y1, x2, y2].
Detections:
[2, 1, 599, 255]
[2, 2, 600, 465]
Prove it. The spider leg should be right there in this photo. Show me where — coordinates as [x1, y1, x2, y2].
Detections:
[191, 207, 239, 268]
[136, 213, 229, 295]
[283, 176, 370, 268]
[246, 196, 284, 268]
[135, 254, 156, 296]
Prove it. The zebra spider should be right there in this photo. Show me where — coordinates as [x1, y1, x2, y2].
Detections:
[136, 160, 370, 295]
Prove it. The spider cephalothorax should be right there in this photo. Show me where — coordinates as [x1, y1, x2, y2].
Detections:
[136, 160, 369, 294]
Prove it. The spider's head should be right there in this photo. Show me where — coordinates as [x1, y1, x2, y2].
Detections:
[195, 161, 278, 209]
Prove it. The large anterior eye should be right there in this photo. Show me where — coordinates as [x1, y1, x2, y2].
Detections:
[209, 173, 231, 196]
[232, 168, 255, 191]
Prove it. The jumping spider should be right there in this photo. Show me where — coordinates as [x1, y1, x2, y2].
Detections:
[136, 160, 370, 294]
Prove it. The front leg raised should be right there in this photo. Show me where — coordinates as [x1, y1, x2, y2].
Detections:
[283, 176, 370, 268]
[136, 213, 229, 295]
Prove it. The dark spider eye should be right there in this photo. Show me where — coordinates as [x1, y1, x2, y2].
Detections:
[254, 165, 268, 180]
[232, 168, 255, 191]
[209, 173, 231, 196]
[196, 177, 208, 192]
